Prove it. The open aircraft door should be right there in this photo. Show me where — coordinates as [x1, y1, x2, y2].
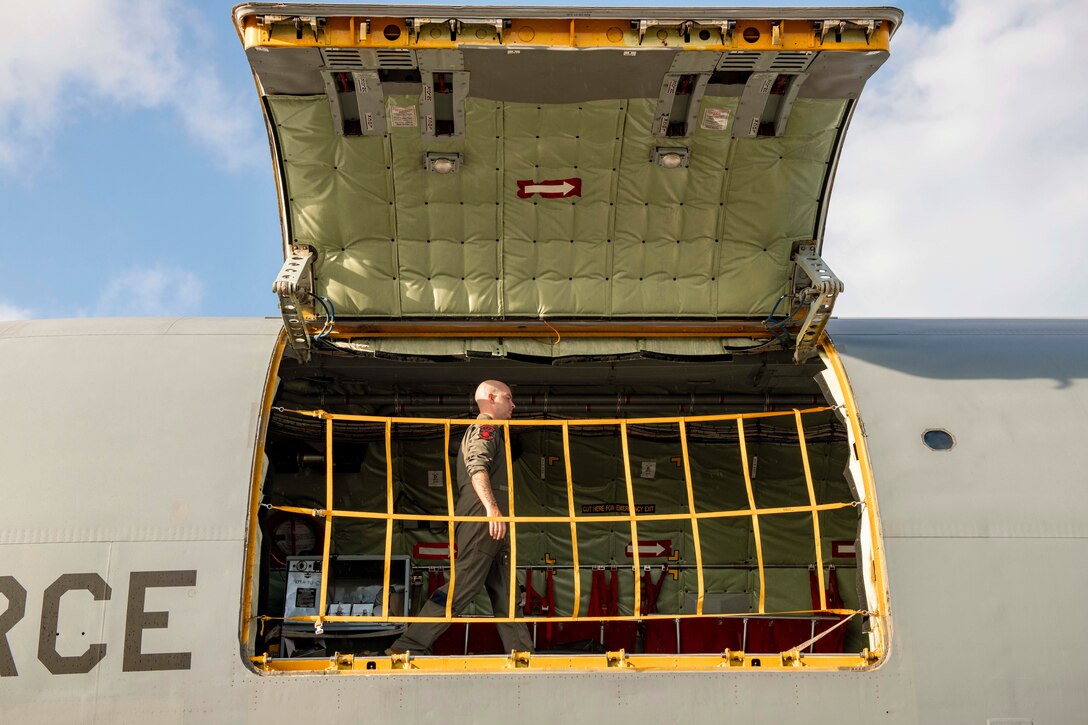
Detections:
[233, 3, 900, 673]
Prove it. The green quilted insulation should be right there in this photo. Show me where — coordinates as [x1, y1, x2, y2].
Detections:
[268, 94, 846, 318]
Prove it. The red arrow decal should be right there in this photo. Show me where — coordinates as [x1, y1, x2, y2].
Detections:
[414, 542, 457, 560]
[516, 177, 582, 199]
[624, 540, 672, 558]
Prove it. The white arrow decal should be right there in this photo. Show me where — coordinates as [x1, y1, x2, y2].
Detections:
[522, 181, 574, 195]
[516, 177, 582, 199]
[625, 540, 671, 557]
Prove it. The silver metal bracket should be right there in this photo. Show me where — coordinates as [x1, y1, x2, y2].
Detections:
[816, 19, 879, 44]
[273, 245, 317, 362]
[790, 245, 843, 363]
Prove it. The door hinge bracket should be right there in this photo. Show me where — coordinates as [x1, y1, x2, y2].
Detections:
[273, 244, 317, 362]
[791, 245, 843, 363]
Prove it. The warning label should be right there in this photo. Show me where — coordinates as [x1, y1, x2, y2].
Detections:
[639, 461, 657, 479]
[389, 104, 418, 128]
[581, 503, 656, 515]
[428, 470, 443, 488]
[701, 107, 730, 131]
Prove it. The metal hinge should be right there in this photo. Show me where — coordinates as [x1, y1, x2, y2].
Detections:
[258, 15, 326, 42]
[272, 244, 316, 362]
[790, 245, 843, 363]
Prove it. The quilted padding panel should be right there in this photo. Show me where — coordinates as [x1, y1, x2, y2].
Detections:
[268, 94, 847, 318]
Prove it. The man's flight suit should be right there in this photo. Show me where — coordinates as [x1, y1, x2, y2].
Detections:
[389, 413, 534, 654]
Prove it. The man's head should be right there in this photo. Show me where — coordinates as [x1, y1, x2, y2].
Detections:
[475, 380, 515, 419]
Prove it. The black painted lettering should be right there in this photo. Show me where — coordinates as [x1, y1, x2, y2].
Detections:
[123, 570, 196, 672]
[0, 576, 27, 677]
[37, 573, 111, 675]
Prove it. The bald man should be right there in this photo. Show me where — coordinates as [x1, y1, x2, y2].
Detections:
[387, 380, 534, 655]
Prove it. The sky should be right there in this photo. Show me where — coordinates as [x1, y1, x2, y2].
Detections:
[0, 0, 1084, 322]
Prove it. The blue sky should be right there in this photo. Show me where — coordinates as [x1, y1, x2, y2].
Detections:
[2, 0, 1084, 321]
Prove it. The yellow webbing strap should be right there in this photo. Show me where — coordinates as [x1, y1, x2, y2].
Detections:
[267, 501, 854, 525]
[272, 608, 864, 625]
[382, 420, 394, 621]
[504, 422, 518, 622]
[562, 422, 581, 618]
[737, 418, 765, 614]
[267, 505, 326, 517]
[318, 418, 334, 627]
[679, 421, 705, 615]
[443, 422, 456, 620]
[269, 404, 867, 628]
[619, 422, 640, 618]
[266, 502, 854, 525]
[280, 406, 836, 427]
[795, 409, 826, 611]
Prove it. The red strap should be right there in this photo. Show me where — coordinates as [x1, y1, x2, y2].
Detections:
[428, 568, 445, 597]
[640, 568, 668, 615]
[524, 567, 536, 616]
[588, 568, 603, 617]
[608, 567, 619, 616]
[808, 565, 821, 610]
[827, 565, 844, 609]
[809, 565, 844, 611]
[544, 568, 555, 638]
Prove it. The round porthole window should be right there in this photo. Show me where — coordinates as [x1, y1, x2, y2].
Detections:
[922, 429, 955, 451]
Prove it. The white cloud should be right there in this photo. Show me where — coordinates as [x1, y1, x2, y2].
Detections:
[0, 302, 32, 321]
[0, 0, 257, 173]
[828, 0, 1088, 317]
[96, 266, 204, 316]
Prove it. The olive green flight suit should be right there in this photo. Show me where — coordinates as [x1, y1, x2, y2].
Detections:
[390, 413, 534, 655]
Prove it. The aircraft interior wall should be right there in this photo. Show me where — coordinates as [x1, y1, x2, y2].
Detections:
[251, 345, 867, 663]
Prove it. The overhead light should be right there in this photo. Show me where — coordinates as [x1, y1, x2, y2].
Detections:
[425, 152, 462, 173]
[653, 146, 691, 168]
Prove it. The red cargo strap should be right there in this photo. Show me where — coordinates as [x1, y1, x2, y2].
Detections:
[808, 564, 844, 611]
[588, 568, 603, 617]
[827, 564, 844, 609]
[641, 566, 669, 615]
[523, 568, 554, 617]
[428, 567, 445, 597]
[587, 566, 619, 617]
[609, 567, 619, 616]
[524, 568, 556, 639]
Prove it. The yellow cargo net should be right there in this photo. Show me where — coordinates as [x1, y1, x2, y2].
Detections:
[265, 406, 864, 627]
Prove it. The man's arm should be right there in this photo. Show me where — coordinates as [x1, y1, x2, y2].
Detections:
[470, 470, 506, 541]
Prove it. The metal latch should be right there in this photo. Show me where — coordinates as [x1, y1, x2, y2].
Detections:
[790, 244, 843, 363]
[505, 650, 532, 669]
[605, 650, 633, 668]
[273, 244, 316, 362]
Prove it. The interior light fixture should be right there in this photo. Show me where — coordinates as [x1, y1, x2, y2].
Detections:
[652, 146, 691, 168]
[425, 152, 463, 173]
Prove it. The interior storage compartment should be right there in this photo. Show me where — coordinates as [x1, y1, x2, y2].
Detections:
[252, 341, 866, 660]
